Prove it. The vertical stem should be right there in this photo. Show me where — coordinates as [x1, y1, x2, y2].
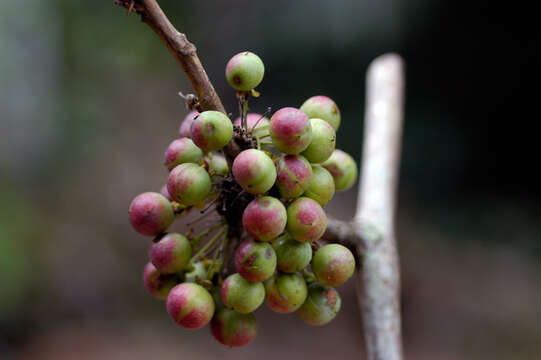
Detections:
[354, 53, 405, 360]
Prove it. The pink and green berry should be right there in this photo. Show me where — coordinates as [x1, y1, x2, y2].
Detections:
[179, 110, 199, 138]
[149, 233, 192, 274]
[242, 196, 286, 242]
[210, 308, 257, 347]
[225, 51, 265, 91]
[312, 244, 355, 287]
[129, 192, 174, 236]
[273, 234, 312, 273]
[142, 262, 177, 300]
[264, 273, 308, 313]
[300, 95, 341, 130]
[190, 110, 233, 152]
[232, 149, 276, 194]
[269, 107, 312, 155]
[167, 163, 211, 206]
[275, 155, 313, 198]
[298, 283, 341, 326]
[321, 149, 358, 191]
[166, 282, 215, 329]
[234, 239, 277, 282]
[286, 197, 327, 242]
[164, 138, 203, 170]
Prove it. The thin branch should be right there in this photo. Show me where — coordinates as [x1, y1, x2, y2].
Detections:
[355, 53, 405, 360]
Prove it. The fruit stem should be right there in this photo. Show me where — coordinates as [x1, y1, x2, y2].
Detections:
[190, 226, 228, 264]
[190, 222, 225, 250]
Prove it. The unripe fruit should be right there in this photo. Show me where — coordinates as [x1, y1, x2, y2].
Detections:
[321, 149, 358, 191]
[301, 118, 336, 163]
[286, 197, 327, 242]
[312, 244, 355, 287]
[221, 273, 265, 314]
[234, 113, 270, 137]
[269, 107, 312, 154]
[149, 233, 192, 274]
[225, 51, 265, 91]
[275, 155, 312, 198]
[205, 154, 229, 177]
[242, 196, 286, 242]
[129, 192, 174, 236]
[303, 165, 335, 206]
[235, 239, 277, 282]
[210, 308, 257, 347]
[142, 262, 177, 300]
[273, 234, 312, 273]
[167, 163, 211, 206]
[232, 149, 276, 194]
[179, 111, 199, 138]
[298, 283, 341, 326]
[166, 283, 215, 329]
[164, 138, 204, 170]
[299, 95, 341, 130]
[190, 110, 233, 152]
[264, 273, 308, 313]
[183, 261, 207, 283]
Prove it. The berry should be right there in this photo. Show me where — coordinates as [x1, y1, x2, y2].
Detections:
[149, 233, 192, 274]
[190, 110, 233, 152]
[273, 234, 312, 273]
[221, 273, 265, 314]
[164, 138, 204, 170]
[300, 118, 336, 163]
[269, 107, 312, 154]
[275, 155, 313, 198]
[286, 197, 327, 242]
[264, 273, 308, 313]
[321, 149, 358, 191]
[234, 113, 270, 137]
[303, 165, 335, 206]
[232, 149, 276, 194]
[160, 184, 173, 201]
[167, 163, 211, 206]
[242, 196, 286, 242]
[298, 283, 341, 326]
[129, 192, 174, 236]
[205, 154, 229, 177]
[210, 308, 257, 347]
[142, 262, 177, 300]
[183, 261, 207, 283]
[312, 244, 355, 287]
[179, 111, 199, 138]
[225, 51, 265, 91]
[166, 283, 215, 329]
[299, 95, 341, 130]
[235, 239, 277, 282]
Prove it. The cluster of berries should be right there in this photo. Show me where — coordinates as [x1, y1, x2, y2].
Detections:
[128, 51, 358, 347]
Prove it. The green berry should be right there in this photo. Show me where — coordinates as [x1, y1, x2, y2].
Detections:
[301, 118, 336, 163]
[264, 273, 308, 313]
[205, 153, 229, 177]
[298, 283, 341, 326]
[312, 244, 355, 287]
[225, 51, 265, 91]
[190, 111, 233, 152]
[273, 234, 312, 273]
[321, 149, 358, 191]
[167, 163, 211, 205]
[221, 273, 265, 314]
[300, 95, 341, 130]
[183, 261, 208, 283]
[303, 165, 335, 206]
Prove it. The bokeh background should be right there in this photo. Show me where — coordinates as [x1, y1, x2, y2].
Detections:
[1, 0, 540, 359]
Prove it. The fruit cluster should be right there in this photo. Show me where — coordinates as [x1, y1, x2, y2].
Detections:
[128, 51, 358, 347]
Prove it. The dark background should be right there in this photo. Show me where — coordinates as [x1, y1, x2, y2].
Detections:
[1, 1, 540, 359]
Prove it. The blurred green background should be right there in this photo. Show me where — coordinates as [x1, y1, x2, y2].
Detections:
[1, 0, 540, 359]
